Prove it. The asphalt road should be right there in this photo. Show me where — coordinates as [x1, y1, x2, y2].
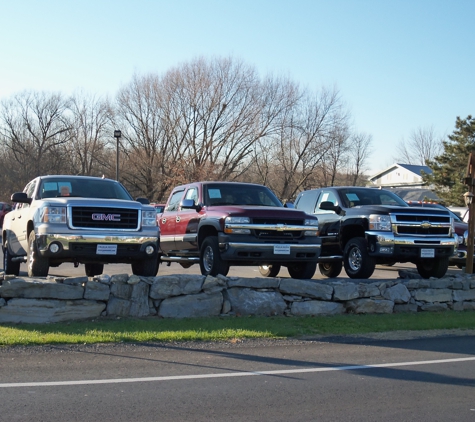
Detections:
[1, 335, 474, 421]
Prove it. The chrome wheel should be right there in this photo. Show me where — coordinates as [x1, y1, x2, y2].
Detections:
[347, 245, 362, 272]
[202, 245, 214, 273]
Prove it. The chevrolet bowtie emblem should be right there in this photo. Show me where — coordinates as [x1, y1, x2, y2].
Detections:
[276, 224, 287, 231]
[421, 221, 431, 229]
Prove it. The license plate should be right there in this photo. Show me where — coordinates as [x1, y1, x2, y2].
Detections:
[420, 248, 435, 258]
[274, 244, 290, 255]
[96, 244, 117, 255]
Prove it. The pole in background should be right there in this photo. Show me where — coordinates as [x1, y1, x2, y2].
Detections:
[114, 130, 122, 181]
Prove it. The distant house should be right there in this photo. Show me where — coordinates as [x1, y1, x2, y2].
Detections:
[368, 163, 433, 189]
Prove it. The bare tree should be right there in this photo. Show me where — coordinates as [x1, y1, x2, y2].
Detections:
[64, 91, 113, 176]
[254, 86, 349, 201]
[394, 126, 443, 165]
[115, 72, 172, 200]
[0, 91, 72, 181]
[163, 57, 291, 182]
[347, 132, 373, 185]
[319, 122, 350, 187]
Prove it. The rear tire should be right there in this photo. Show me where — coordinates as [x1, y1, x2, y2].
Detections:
[343, 237, 375, 279]
[318, 261, 343, 278]
[27, 231, 49, 277]
[199, 237, 229, 276]
[287, 262, 317, 279]
[85, 263, 104, 277]
[131, 257, 159, 277]
[416, 258, 449, 279]
[258, 264, 281, 277]
[3, 243, 20, 276]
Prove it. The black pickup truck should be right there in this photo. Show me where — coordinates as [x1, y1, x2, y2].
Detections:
[294, 186, 458, 279]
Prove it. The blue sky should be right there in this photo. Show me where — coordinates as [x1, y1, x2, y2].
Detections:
[1, 0, 473, 174]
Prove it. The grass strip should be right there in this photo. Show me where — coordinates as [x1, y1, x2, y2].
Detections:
[1, 310, 475, 347]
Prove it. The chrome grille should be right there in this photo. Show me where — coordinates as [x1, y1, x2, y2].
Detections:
[70, 206, 139, 230]
[252, 218, 304, 239]
[392, 212, 452, 236]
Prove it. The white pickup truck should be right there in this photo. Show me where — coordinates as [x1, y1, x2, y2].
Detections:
[2, 175, 160, 277]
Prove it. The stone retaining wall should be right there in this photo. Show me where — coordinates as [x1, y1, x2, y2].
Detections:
[1, 271, 475, 323]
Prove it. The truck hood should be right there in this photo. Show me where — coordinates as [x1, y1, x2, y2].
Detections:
[346, 204, 452, 216]
[206, 205, 314, 220]
[38, 197, 150, 210]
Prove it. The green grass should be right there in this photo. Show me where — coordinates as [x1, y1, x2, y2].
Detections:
[1, 311, 475, 347]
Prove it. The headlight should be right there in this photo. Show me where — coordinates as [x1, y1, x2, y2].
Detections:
[40, 206, 66, 223]
[224, 216, 251, 234]
[142, 210, 157, 227]
[304, 218, 319, 236]
[369, 214, 391, 231]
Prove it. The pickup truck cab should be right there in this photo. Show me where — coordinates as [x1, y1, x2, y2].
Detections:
[2, 175, 160, 277]
[159, 181, 321, 279]
[294, 186, 458, 279]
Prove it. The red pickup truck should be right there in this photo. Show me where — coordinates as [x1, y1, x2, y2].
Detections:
[158, 181, 321, 279]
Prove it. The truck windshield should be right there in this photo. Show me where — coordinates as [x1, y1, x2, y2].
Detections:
[204, 184, 283, 207]
[339, 188, 408, 208]
[39, 178, 133, 200]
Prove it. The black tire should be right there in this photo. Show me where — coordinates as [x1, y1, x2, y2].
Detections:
[318, 261, 343, 278]
[416, 258, 449, 279]
[258, 264, 281, 277]
[287, 262, 317, 279]
[27, 231, 49, 277]
[3, 244, 20, 276]
[85, 263, 104, 277]
[199, 237, 229, 276]
[343, 237, 375, 279]
[131, 257, 159, 277]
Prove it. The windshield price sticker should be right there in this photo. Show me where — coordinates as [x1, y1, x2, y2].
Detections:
[274, 244, 291, 255]
[96, 244, 118, 255]
[420, 248, 435, 258]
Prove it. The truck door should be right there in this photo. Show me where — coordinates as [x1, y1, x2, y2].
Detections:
[313, 190, 342, 257]
[159, 188, 185, 253]
[175, 186, 201, 252]
[9, 180, 37, 255]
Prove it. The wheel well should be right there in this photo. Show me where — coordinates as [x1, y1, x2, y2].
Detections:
[27, 221, 34, 240]
[198, 225, 218, 248]
[340, 225, 366, 250]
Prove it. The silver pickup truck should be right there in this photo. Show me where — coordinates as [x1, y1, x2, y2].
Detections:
[2, 175, 160, 277]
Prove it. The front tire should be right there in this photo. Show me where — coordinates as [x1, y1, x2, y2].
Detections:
[199, 237, 229, 276]
[27, 231, 49, 277]
[3, 244, 20, 276]
[259, 264, 281, 277]
[416, 258, 449, 279]
[287, 262, 317, 279]
[85, 263, 104, 277]
[131, 257, 159, 277]
[318, 261, 343, 278]
[343, 237, 375, 279]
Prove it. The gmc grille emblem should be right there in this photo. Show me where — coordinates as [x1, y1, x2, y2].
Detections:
[92, 213, 121, 221]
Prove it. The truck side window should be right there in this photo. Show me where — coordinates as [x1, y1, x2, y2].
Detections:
[166, 190, 185, 212]
[184, 187, 198, 205]
[315, 191, 339, 214]
[295, 191, 318, 214]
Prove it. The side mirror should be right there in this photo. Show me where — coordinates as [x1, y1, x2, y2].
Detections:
[11, 192, 31, 205]
[320, 201, 341, 214]
[136, 197, 150, 205]
[181, 199, 202, 212]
